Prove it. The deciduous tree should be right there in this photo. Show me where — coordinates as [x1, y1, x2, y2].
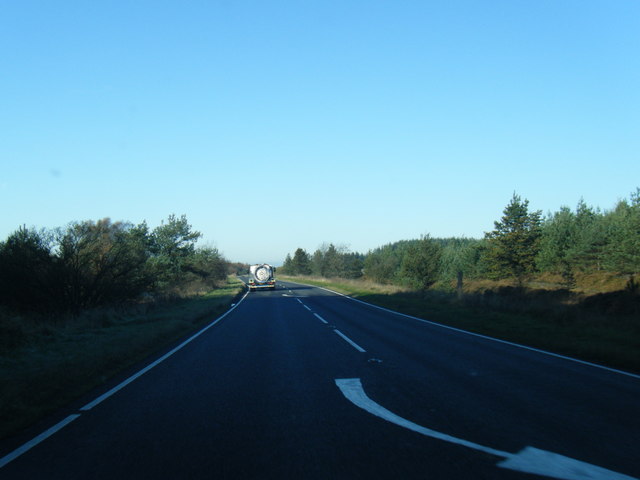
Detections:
[0, 227, 58, 311]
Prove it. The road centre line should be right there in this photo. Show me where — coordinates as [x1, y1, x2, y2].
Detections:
[334, 330, 366, 353]
[0, 415, 81, 469]
[308, 285, 640, 380]
[294, 293, 364, 352]
[314, 313, 328, 324]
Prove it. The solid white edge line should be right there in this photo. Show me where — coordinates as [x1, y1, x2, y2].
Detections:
[314, 313, 328, 324]
[0, 414, 81, 469]
[81, 288, 250, 411]
[0, 289, 249, 469]
[334, 330, 366, 353]
[298, 283, 640, 380]
[1, 288, 250, 470]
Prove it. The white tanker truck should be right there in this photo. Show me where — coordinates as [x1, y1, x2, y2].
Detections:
[248, 264, 276, 291]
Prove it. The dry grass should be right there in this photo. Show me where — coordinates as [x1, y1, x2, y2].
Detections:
[279, 275, 408, 295]
[461, 271, 631, 295]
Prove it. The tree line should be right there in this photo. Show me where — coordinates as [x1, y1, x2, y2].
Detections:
[0, 215, 235, 313]
[281, 189, 640, 291]
[281, 244, 365, 280]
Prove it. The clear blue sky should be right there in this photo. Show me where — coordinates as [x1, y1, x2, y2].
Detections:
[2, 1, 639, 265]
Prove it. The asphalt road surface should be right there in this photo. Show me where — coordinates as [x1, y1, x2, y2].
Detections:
[1, 280, 638, 479]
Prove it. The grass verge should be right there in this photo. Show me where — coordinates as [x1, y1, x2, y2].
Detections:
[280, 275, 640, 375]
[0, 276, 245, 442]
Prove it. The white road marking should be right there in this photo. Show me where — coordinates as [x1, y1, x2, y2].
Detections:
[314, 313, 328, 324]
[336, 378, 505, 456]
[334, 330, 366, 353]
[81, 289, 250, 411]
[498, 447, 638, 480]
[303, 305, 312, 311]
[0, 414, 81, 469]
[335, 378, 637, 480]
[296, 298, 303, 304]
[0, 290, 252, 470]
[304, 284, 640, 380]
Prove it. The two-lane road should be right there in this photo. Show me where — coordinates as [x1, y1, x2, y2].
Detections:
[1, 280, 638, 479]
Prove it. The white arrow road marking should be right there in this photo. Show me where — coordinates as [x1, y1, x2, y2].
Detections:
[498, 447, 638, 480]
[335, 378, 637, 480]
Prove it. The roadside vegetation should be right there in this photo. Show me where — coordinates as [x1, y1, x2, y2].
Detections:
[0, 214, 246, 313]
[0, 215, 248, 441]
[280, 189, 640, 374]
[0, 277, 245, 441]
[1, 189, 638, 439]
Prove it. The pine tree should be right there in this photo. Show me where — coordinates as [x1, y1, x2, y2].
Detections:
[399, 235, 442, 290]
[605, 188, 640, 275]
[291, 248, 312, 275]
[322, 244, 342, 277]
[484, 193, 542, 285]
[282, 253, 293, 274]
[537, 206, 577, 286]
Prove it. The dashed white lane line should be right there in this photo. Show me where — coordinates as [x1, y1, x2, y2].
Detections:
[313, 313, 328, 324]
[334, 330, 366, 353]
[308, 285, 640, 380]
[297, 301, 363, 352]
